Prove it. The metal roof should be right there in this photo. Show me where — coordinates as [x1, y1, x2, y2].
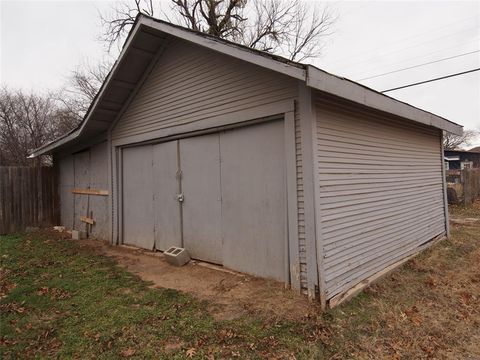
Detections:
[30, 14, 463, 157]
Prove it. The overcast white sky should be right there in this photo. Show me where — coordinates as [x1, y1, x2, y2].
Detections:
[1, 0, 479, 146]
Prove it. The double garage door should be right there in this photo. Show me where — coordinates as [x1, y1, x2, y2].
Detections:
[122, 120, 286, 281]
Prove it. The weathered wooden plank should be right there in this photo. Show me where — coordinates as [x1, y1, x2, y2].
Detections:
[80, 216, 95, 225]
[72, 188, 109, 196]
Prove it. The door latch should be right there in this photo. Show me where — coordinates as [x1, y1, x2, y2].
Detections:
[176, 193, 184, 203]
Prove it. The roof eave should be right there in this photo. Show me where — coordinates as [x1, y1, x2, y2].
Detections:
[140, 17, 307, 80]
[306, 65, 463, 136]
[29, 17, 146, 158]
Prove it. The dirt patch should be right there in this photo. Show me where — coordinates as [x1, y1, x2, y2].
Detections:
[78, 239, 316, 321]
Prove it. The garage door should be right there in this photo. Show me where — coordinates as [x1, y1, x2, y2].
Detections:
[152, 141, 182, 251]
[121, 119, 286, 280]
[180, 133, 223, 264]
[220, 120, 286, 280]
[122, 145, 155, 249]
[122, 142, 181, 250]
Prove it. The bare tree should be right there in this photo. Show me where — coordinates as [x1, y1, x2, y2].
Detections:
[100, 0, 335, 61]
[0, 88, 79, 166]
[60, 60, 111, 118]
[443, 129, 479, 150]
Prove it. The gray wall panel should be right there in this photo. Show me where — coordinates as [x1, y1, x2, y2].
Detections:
[153, 141, 182, 250]
[56, 142, 110, 240]
[111, 39, 297, 143]
[89, 141, 109, 239]
[180, 134, 223, 264]
[58, 155, 74, 229]
[314, 95, 446, 300]
[73, 151, 90, 232]
[122, 145, 155, 249]
[220, 120, 286, 281]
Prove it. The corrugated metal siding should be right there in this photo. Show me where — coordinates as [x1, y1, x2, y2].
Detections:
[315, 97, 446, 300]
[111, 39, 297, 142]
[295, 104, 308, 292]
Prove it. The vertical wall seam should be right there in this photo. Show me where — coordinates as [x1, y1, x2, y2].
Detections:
[285, 111, 300, 290]
[107, 133, 114, 244]
[440, 130, 450, 238]
[298, 82, 319, 300]
[311, 101, 327, 309]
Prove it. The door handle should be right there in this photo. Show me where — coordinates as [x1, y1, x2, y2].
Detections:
[176, 193, 184, 203]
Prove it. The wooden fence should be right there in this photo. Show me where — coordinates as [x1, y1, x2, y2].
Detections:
[446, 168, 480, 206]
[0, 166, 59, 234]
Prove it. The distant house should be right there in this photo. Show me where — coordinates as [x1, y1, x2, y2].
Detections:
[444, 149, 480, 170]
[30, 15, 462, 308]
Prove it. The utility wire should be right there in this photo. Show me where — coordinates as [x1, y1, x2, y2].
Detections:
[338, 27, 479, 71]
[381, 68, 480, 93]
[327, 13, 480, 65]
[358, 50, 480, 81]
[344, 38, 480, 79]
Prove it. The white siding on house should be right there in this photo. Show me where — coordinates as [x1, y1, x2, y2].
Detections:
[315, 96, 446, 300]
[111, 39, 297, 143]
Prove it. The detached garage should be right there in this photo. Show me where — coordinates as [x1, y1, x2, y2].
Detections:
[31, 15, 462, 308]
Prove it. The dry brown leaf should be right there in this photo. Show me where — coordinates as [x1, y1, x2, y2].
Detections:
[460, 291, 472, 305]
[425, 276, 437, 287]
[120, 348, 136, 357]
[186, 348, 196, 358]
[404, 305, 422, 326]
[36, 287, 49, 296]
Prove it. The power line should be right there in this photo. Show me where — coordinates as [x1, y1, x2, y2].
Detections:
[338, 26, 480, 71]
[328, 14, 480, 66]
[381, 68, 480, 93]
[345, 38, 480, 79]
[358, 50, 480, 81]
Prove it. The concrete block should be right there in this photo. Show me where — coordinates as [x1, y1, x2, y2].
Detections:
[25, 227, 40, 233]
[72, 230, 86, 240]
[164, 246, 190, 266]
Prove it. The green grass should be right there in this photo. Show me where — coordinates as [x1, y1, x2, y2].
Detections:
[1, 203, 479, 359]
[0, 232, 324, 359]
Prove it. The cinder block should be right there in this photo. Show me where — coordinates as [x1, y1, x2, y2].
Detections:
[72, 230, 86, 240]
[164, 246, 190, 266]
[25, 226, 39, 233]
